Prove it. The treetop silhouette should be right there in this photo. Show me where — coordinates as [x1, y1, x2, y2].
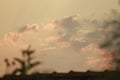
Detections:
[12, 45, 41, 75]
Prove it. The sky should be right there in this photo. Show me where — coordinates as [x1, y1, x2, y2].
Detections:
[0, 0, 120, 76]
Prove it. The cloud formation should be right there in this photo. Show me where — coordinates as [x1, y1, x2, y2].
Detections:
[18, 24, 39, 33]
[0, 14, 112, 75]
[100, 10, 120, 70]
[4, 32, 21, 45]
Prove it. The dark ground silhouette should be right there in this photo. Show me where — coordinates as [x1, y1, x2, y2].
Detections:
[0, 70, 120, 80]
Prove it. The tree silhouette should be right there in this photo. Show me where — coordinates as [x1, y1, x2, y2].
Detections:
[4, 58, 11, 75]
[12, 45, 41, 75]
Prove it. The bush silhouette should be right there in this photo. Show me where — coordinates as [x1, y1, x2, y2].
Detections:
[12, 45, 41, 75]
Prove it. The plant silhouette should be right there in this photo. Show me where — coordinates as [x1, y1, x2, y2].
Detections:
[12, 45, 41, 75]
[4, 58, 11, 75]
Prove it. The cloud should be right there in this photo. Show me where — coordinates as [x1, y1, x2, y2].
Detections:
[45, 36, 60, 43]
[56, 41, 71, 48]
[42, 46, 56, 51]
[78, 42, 113, 70]
[42, 15, 87, 51]
[82, 44, 114, 70]
[43, 20, 59, 31]
[99, 10, 120, 70]
[1, 15, 102, 51]
[18, 24, 39, 33]
[0, 14, 112, 74]
[60, 15, 80, 31]
[87, 57, 115, 70]
[58, 15, 80, 41]
[2, 24, 40, 46]
[4, 32, 21, 45]
[2, 14, 105, 54]
[87, 57, 99, 65]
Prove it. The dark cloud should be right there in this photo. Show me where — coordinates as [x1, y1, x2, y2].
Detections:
[58, 16, 79, 40]
[47, 15, 105, 52]
[100, 10, 120, 70]
[18, 24, 39, 33]
[58, 16, 87, 51]
[60, 15, 80, 31]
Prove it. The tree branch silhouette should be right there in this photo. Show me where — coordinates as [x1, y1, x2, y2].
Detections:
[12, 45, 41, 75]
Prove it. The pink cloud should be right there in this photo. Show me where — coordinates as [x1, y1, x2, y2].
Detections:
[87, 57, 99, 65]
[4, 32, 21, 45]
[81, 44, 115, 70]
[2, 24, 40, 46]
[99, 58, 115, 70]
[86, 56, 114, 70]
[43, 20, 59, 31]
[0, 14, 113, 74]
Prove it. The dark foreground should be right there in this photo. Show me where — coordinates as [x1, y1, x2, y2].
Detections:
[0, 71, 120, 80]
